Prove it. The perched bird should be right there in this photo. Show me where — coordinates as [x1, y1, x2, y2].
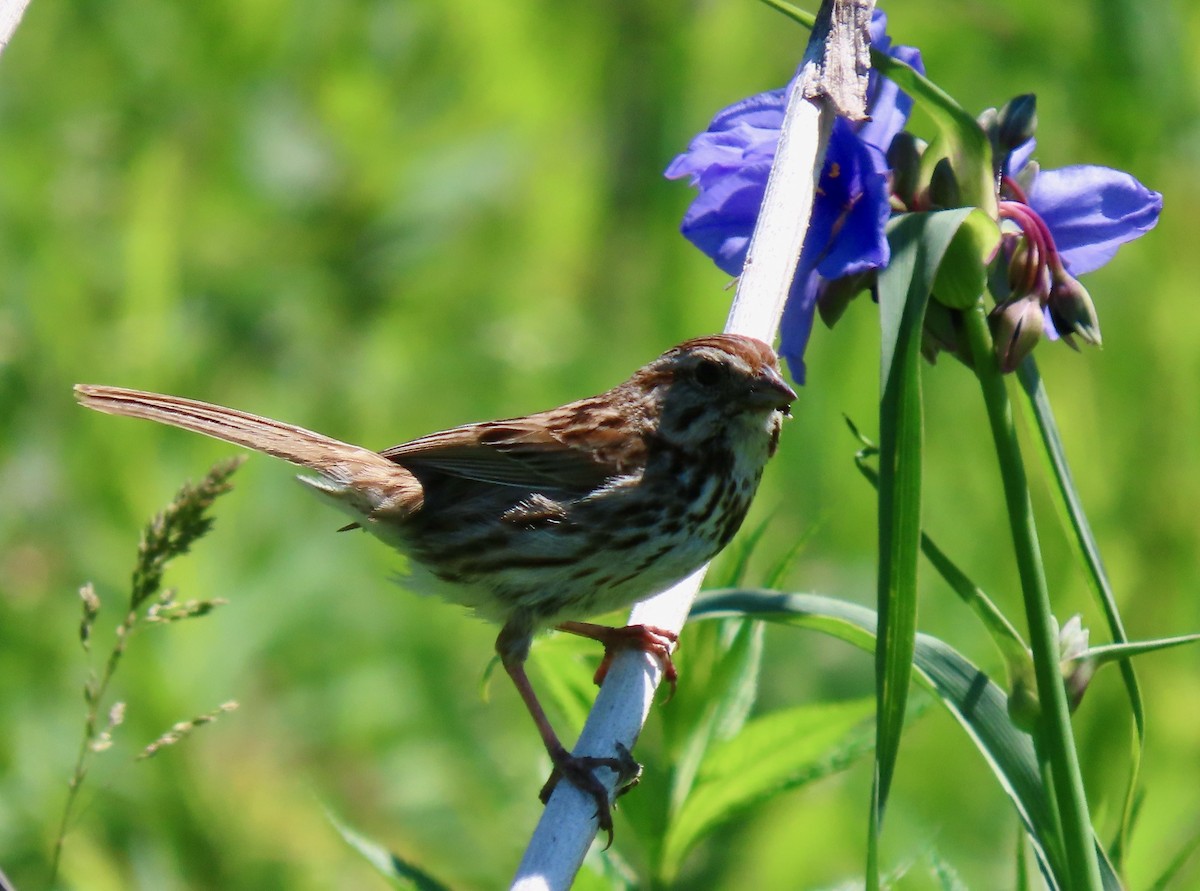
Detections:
[75, 333, 795, 837]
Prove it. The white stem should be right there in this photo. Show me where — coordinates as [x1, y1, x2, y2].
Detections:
[0, 0, 32, 54]
[726, 98, 834, 341]
[510, 67, 836, 891]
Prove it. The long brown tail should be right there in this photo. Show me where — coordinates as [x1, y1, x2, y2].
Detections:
[73, 384, 407, 488]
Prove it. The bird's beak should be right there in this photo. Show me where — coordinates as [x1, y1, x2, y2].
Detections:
[749, 365, 798, 413]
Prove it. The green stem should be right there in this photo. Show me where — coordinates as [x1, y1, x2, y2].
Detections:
[49, 609, 137, 885]
[1031, 726, 1067, 874]
[962, 305, 1101, 890]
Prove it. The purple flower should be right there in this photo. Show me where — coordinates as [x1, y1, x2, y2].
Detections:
[1030, 171, 1161, 278]
[664, 90, 786, 279]
[666, 12, 923, 383]
[1007, 140, 1162, 276]
[1002, 140, 1162, 341]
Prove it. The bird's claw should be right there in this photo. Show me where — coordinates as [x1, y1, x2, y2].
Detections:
[539, 742, 642, 849]
[590, 625, 679, 701]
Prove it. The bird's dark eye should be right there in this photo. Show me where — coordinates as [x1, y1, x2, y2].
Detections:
[693, 358, 726, 388]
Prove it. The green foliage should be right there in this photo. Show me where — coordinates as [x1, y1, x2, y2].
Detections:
[661, 697, 875, 878]
[690, 590, 1163, 889]
[328, 810, 453, 891]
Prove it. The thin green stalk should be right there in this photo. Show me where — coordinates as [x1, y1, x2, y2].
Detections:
[1016, 824, 1030, 891]
[51, 459, 241, 885]
[1017, 358, 1144, 870]
[50, 607, 138, 884]
[1031, 722, 1068, 874]
[962, 305, 1101, 890]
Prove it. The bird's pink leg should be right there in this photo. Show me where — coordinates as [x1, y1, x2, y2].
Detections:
[496, 624, 639, 847]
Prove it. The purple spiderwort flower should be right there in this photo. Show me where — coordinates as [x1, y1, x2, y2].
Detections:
[999, 139, 1162, 346]
[666, 11, 923, 383]
[1008, 140, 1162, 277]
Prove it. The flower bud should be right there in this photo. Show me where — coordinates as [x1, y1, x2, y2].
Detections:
[817, 271, 872, 328]
[1047, 272, 1102, 346]
[1056, 614, 1089, 663]
[1064, 661, 1097, 712]
[994, 94, 1038, 156]
[1054, 614, 1096, 712]
[1004, 234, 1038, 296]
[1009, 614, 1096, 732]
[920, 300, 968, 367]
[887, 131, 923, 210]
[926, 157, 961, 209]
[976, 106, 998, 137]
[1014, 158, 1039, 195]
[989, 295, 1045, 373]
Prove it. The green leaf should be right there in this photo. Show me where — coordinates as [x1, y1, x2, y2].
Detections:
[712, 514, 774, 588]
[874, 208, 980, 858]
[764, 520, 820, 589]
[666, 618, 765, 824]
[660, 696, 876, 879]
[690, 590, 1124, 891]
[881, 58, 994, 214]
[1084, 633, 1200, 666]
[932, 209, 1001, 309]
[328, 810, 452, 891]
[874, 213, 924, 842]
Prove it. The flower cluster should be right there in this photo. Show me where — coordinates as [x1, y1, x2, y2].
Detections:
[666, 11, 1162, 381]
[986, 111, 1162, 370]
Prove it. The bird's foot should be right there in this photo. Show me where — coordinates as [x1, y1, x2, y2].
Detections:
[539, 742, 642, 849]
[574, 623, 679, 699]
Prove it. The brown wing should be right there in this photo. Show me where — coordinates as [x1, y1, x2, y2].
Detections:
[380, 407, 642, 495]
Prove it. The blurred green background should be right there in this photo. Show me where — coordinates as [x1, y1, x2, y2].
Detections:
[1, 0, 1197, 887]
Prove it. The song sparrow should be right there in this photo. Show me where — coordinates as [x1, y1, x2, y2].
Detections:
[75, 333, 795, 838]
